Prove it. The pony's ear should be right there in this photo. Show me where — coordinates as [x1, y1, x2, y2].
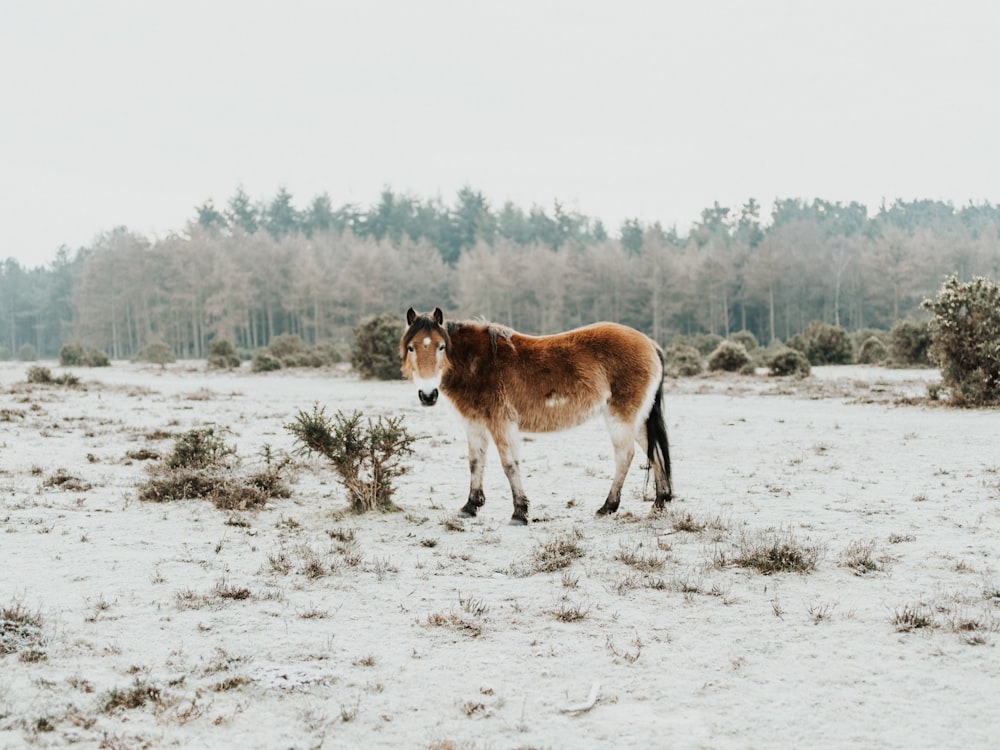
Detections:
[432, 307, 444, 325]
[406, 307, 417, 326]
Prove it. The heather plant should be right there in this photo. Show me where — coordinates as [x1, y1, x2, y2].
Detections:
[139, 427, 291, 509]
[923, 275, 1000, 406]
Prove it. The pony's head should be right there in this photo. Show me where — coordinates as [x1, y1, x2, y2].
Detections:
[401, 307, 451, 406]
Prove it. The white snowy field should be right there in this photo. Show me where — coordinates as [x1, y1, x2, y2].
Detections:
[0, 360, 997, 749]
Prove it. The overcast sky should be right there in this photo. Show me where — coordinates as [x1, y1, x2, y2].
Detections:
[2, 0, 998, 267]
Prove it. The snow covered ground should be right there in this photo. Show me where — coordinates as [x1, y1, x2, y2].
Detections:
[1, 361, 997, 749]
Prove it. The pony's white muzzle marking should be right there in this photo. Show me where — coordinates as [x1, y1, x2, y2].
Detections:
[413, 374, 441, 407]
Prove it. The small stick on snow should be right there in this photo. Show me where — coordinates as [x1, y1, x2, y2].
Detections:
[560, 682, 600, 714]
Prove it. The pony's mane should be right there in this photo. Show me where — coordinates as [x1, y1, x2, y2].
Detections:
[447, 318, 515, 353]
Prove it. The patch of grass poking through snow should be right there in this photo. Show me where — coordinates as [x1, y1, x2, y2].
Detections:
[1, 601, 46, 661]
[718, 527, 822, 575]
[101, 677, 162, 713]
[509, 529, 585, 576]
[840, 538, 886, 576]
[891, 605, 937, 633]
[616, 541, 666, 573]
[424, 611, 484, 638]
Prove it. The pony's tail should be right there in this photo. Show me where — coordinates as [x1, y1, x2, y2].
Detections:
[645, 349, 673, 502]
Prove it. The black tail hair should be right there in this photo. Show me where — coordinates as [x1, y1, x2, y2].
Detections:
[645, 350, 673, 498]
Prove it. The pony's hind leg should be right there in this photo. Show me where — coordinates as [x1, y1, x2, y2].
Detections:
[491, 422, 530, 525]
[460, 422, 490, 517]
[596, 416, 637, 517]
[635, 430, 673, 510]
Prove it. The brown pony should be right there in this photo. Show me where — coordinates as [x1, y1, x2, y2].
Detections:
[401, 307, 672, 525]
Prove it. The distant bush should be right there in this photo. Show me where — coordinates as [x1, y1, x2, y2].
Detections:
[352, 312, 405, 380]
[728, 330, 759, 352]
[0, 347, 9, 361]
[207, 339, 241, 369]
[59, 343, 86, 366]
[663, 341, 703, 377]
[707, 340, 749, 372]
[267, 334, 308, 361]
[86, 348, 110, 367]
[251, 351, 282, 372]
[887, 319, 932, 366]
[856, 336, 888, 364]
[59, 343, 110, 367]
[923, 275, 1000, 406]
[135, 340, 175, 367]
[690, 333, 723, 356]
[851, 328, 887, 358]
[17, 344, 37, 362]
[792, 321, 852, 365]
[250, 336, 344, 371]
[767, 347, 811, 378]
[26, 365, 53, 384]
[26, 365, 79, 386]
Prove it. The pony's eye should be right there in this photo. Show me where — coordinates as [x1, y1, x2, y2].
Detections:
[438, 344, 446, 352]
[406, 344, 415, 353]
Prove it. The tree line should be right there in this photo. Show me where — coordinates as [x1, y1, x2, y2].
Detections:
[2, 187, 1000, 360]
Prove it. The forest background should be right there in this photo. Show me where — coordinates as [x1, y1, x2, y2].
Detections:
[2, 186, 999, 360]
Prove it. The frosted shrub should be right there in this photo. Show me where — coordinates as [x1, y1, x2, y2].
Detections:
[923, 275, 1000, 406]
[707, 340, 749, 372]
[767, 348, 811, 378]
[352, 312, 404, 380]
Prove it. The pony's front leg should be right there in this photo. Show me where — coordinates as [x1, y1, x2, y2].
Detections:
[459, 422, 489, 517]
[491, 423, 529, 525]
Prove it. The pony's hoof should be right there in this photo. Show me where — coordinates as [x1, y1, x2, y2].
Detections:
[508, 516, 528, 526]
[595, 505, 618, 517]
[652, 495, 673, 511]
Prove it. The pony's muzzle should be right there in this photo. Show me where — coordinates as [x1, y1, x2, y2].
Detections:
[418, 388, 438, 406]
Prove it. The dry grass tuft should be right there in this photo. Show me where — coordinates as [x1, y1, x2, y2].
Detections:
[718, 527, 822, 575]
[616, 541, 666, 573]
[42, 469, 92, 492]
[510, 529, 585, 576]
[424, 611, 484, 637]
[101, 677, 162, 713]
[1, 601, 46, 661]
[840, 538, 886, 575]
[891, 604, 937, 632]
